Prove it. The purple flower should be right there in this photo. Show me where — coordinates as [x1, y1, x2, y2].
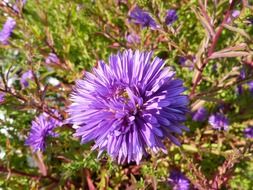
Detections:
[67, 50, 189, 164]
[247, 18, 253, 25]
[0, 17, 16, 45]
[178, 57, 187, 65]
[208, 113, 229, 130]
[168, 170, 190, 190]
[248, 81, 253, 94]
[13, 0, 27, 12]
[45, 53, 60, 65]
[178, 56, 194, 70]
[165, 9, 178, 26]
[129, 6, 159, 29]
[25, 111, 62, 152]
[126, 33, 140, 44]
[227, 10, 240, 23]
[20, 70, 33, 88]
[192, 107, 208, 122]
[0, 93, 5, 103]
[244, 126, 253, 138]
[235, 85, 243, 95]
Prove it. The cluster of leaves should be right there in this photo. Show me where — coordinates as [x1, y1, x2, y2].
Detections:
[0, 0, 253, 189]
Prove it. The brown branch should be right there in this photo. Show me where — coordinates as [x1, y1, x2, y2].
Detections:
[190, 0, 240, 98]
[0, 165, 58, 182]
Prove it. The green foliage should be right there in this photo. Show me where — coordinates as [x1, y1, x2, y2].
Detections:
[0, 0, 253, 189]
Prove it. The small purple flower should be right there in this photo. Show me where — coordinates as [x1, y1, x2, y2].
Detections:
[165, 9, 178, 26]
[20, 70, 33, 88]
[178, 56, 194, 70]
[235, 85, 243, 95]
[168, 170, 190, 190]
[208, 113, 229, 130]
[178, 57, 187, 66]
[67, 49, 189, 164]
[192, 107, 208, 122]
[13, 0, 27, 12]
[0, 17, 16, 45]
[247, 18, 253, 25]
[248, 81, 253, 94]
[0, 93, 5, 103]
[25, 111, 62, 152]
[126, 33, 140, 44]
[227, 10, 240, 23]
[45, 53, 60, 65]
[129, 6, 159, 29]
[244, 126, 253, 138]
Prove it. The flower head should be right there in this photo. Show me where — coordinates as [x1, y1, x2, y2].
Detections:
[248, 81, 253, 94]
[0, 93, 5, 103]
[165, 9, 178, 26]
[208, 113, 229, 130]
[13, 0, 27, 12]
[45, 53, 60, 65]
[227, 10, 240, 23]
[126, 33, 140, 44]
[168, 170, 190, 190]
[244, 126, 253, 138]
[129, 6, 159, 29]
[20, 70, 33, 88]
[0, 17, 16, 45]
[192, 107, 208, 122]
[25, 111, 62, 152]
[67, 49, 188, 164]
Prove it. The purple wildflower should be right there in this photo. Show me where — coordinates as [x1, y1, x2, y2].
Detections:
[13, 0, 27, 12]
[168, 170, 190, 190]
[45, 53, 60, 65]
[227, 10, 240, 23]
[192, 107, 208, 122]
[165, 9, 178, 26]
[208, 113, 229, 130]
[67, 49, 189, 164]
[247, 18, 253, 25]
[0, 93, 5, 103]
[126, 33, 140, 44]
[129, 6, 159, 29]
[178, 57, 187, 66]
[248, 81, 253, 94]
[244, 126, 253, 138]
[20, 70, 33, 88]
[0, 17, 16, 45]
[235, 85, 243, 95]
[25, 111, 62, 152]
[178, 56, 194, 70]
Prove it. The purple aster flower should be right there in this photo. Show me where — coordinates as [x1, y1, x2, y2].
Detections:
[126, 33, 140, 44]
[20, 70, 33, 88]
[0, 17, 16, 45]
[192, 107, 208, 122]
[168, 170, 190, 190]
[165, 9, 178, 26]
[244, 126, 253, 138]
[0, 93, 5, 103]
[67, 49, 189, 164]
[25, 111, 62, 152]
[129, 6, 159, 29]
[208, 113, 229, 131]
[45, 53, 60, 65]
